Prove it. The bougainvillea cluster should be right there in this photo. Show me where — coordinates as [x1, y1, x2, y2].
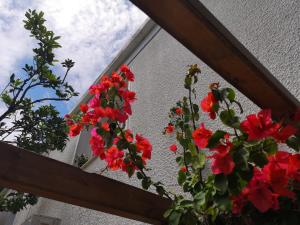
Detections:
[162, 65, 300, 225]
[65, 65, 153, 173]
[67, 64, 300, 225]
[65, 65, 170, 199]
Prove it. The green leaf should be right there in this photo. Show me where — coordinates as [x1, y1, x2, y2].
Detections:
[249, 150, 268, 167]
[191, 152, 206, 170]
[176, 156, 184, 166]
[220, 110, 240, 128]
[225, 88, 235, 102]
[116, 139, 129, 150]
[136, 171, 143, 180]
[1, 92, 13, 105]
[214, 174, 228, 194]
[262, 137, 278, 155]
[215, 196, 232, 211]
[156, 185, 165, 197]
[141, 178, 151, 190]
[168, 211, 182, 225]
[192, 104, 199, 113]
[207, 130, 227, 148]
[184, 76, 192, 89]
[163, 208, 173, 218]
[127, 166, 134, 178]
[286, 136, 300, 152]
[232, 147, 249, 170]
[178, 170, 186, 186]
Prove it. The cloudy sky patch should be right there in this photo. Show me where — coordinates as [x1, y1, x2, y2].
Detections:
[0, 0, 147, 113]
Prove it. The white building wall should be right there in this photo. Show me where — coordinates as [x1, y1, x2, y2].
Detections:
[12, 0, 300, 224]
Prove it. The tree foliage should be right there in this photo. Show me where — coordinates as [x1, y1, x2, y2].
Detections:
[0, 9, 78, 213]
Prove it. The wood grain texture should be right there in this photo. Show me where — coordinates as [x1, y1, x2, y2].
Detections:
[0, 142, 171, 224]
[130, 0, 300, 118]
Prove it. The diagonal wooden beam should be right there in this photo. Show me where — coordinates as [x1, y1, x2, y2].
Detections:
[0, 142, 170, 224]
[130, 0, 300, 118]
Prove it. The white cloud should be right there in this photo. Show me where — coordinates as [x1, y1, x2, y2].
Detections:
[0, 0, 147, 110]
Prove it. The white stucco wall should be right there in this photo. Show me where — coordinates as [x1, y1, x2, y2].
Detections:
[12, 0, 299, 224]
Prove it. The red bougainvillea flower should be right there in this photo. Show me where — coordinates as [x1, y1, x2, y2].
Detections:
[233, 168, 280, 213]
[231, 192, 248, 214]
[210, 146, 235, 175]
[246, 169, 279, 213]
[293, 109, 300, 121]
[89, 128, 105, 159]
[66, 120, 74, 126]
[175, 108, 183, 115]
[136, 134, 152, 160]
[69, 124, 82, 137]
[105, 146, 124, 170]
[121, 90, 136, 103]
[101, 122, 110, 132]
[120, 64, 135, 81]
[288, 154, 300, 182]
[125, 129, 134, 143]
[122, 161, 136, 175]
[201, 92, 217, 119]
[165, 123, 175, 134]
[89, 96, 101, 108]
[81, 113, 92, 124]
[263, 151, 295, 199]
[80, 103, 89, 113]
[169, 144, 177, 153]
[241, 109, 296, 142]
[240, 109, 280, 141]
[180, 166, 187, 173]
[192, 123, 212, 149]
[272, 124, 297, 142]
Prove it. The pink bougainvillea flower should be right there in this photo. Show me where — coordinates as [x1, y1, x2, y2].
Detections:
[120, 64, 135, 81]
[69, 124, 82, 137]
[240, 109, 280, 141]
[89, 128, 105, 159]
[200, 92, 217, 119]
[66, 120, 74, 126]
[165, 123, 175, 134]
[89, 95, 101, 108]
[136, 134, 152, 160]
[192, 123, 212, 149]
[169, 144, 177, 153]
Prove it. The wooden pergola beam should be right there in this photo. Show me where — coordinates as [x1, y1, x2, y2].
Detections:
[0, 142, 170, 224]
[130, 0, 300, 118]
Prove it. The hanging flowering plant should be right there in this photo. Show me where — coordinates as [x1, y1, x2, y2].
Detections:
[65, 65, 300, 225]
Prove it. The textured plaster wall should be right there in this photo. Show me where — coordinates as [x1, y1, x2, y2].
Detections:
[12, 0, 299, 224]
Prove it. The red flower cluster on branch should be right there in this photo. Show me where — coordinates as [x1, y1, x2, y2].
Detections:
[65, 65, 152, 174]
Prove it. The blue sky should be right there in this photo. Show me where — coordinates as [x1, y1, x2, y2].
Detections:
[0, 0, 147, 116]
